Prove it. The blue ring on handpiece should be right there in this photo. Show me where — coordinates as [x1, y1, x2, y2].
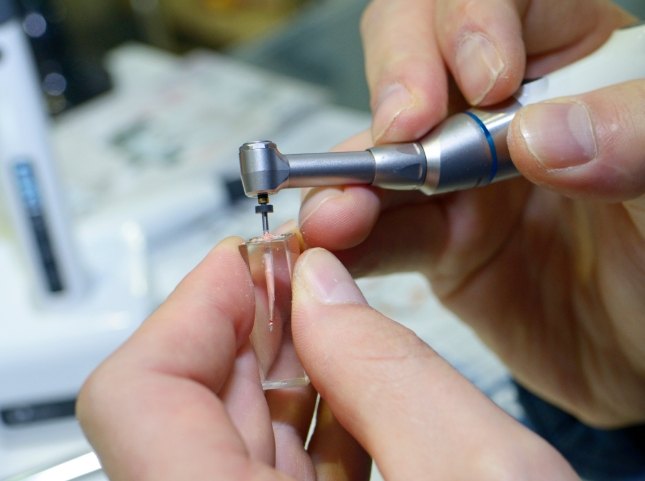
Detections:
[464, 111, 498, 184]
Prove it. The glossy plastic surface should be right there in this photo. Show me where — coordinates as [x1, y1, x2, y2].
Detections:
[240, 232, 308, 389]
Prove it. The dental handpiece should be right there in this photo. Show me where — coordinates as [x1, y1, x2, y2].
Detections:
[239, 23, 645, 208]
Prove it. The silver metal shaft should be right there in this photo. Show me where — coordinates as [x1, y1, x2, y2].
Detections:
[261, 211, 269, 234]
[238, 99, 522, 197]
[286, 151, 376, 187]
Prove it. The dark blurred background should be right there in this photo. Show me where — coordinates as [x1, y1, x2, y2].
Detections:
[15, 0, 370, 115]
[14, 0, 645, 116]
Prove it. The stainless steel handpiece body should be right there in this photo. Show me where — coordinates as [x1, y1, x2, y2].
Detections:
[239, 23, 645, 197]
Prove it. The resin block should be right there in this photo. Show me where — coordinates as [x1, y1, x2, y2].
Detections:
[240, 232, 308, 389]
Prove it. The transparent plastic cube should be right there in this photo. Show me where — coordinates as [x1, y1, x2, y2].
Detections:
[239, 232, 309, 389]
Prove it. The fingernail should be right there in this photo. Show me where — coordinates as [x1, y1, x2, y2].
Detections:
[372, 82, 415, 141]
[455, 33, 504, 105]
[297, 249, 366, 305]
[299, 187, 344, 227]
[519, 102, 597, 170]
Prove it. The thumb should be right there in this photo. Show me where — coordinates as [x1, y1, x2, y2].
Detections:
[508, 81, 645, 202]
[291, 248, 577, 480]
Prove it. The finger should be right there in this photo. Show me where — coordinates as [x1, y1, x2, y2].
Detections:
[77, 238, 277, 480]
[508, 81, 645, 203]
[300, 178, 530, 283]
[299, 185, 383, 251]
[221, 343, 275, 464]
[435, 0, 524, 106]
[360, 0, 449, 143]
[145, 236, 255, 388]
[299, 183, 436, 252]
[308, 400, 372, 481]
[363, 0, 633, 147]
[331, 129, 373, 151]
[267, 385, 318, 480]
[434, 0, 634, 106]
[291, 248, 579, 480]
[322, 196, 448, 278]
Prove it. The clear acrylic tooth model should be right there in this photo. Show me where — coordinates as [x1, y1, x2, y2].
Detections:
[239, 214, 308, 389]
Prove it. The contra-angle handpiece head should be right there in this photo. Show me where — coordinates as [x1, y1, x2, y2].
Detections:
[239, 101, 521, 198]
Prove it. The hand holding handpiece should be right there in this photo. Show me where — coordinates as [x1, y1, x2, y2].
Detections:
[300, 0, 645, 429]
[239, 23, 645, 198]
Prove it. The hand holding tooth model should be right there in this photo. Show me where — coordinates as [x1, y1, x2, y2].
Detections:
[78, 1, 645, 480]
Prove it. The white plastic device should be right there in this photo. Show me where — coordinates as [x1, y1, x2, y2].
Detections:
[517, 22, 645, 105]
[0, 5, 151, 456]
[0, 16, 86, 306]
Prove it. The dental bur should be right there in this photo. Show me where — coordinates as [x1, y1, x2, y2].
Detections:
[239, 23, 645, 201]
[255, 193, 273, 234]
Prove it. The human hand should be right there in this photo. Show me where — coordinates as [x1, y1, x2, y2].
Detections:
[77, 239, 578, 479]
[299, 0, 645, 428]
[76, 238, 368, 480]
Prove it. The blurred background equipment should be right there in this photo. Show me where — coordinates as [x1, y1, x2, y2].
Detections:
[0, 2, 151, 472]
[0, 0, 85, 304]
[16, 0, 371, 114]
[159, 0, 311, 49]
[13, 0, 125, 114]
[11, 0, 645, 117]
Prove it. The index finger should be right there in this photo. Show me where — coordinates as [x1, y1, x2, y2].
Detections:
[434, 0, 635, 105]
[77, 238, 280, 480]
[361, 0, 449, 144]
